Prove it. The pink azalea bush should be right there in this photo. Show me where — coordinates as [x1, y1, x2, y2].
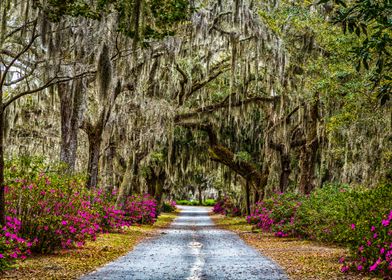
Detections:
[0, 160, 159, 271]
[246, 192, 302, 237]
[5, 174, 102, 253]
[213, 197, 241, 216]
[245, 183, 392, 277]
[341, 210, 392, 276]
[123, 194, 157, 225]
[0, 216, 33, 271]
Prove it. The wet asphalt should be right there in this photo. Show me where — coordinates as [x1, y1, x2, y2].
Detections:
[81, 206, 288, 280]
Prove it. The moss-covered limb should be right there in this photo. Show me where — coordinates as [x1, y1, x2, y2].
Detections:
[177, 59, 231, 106]
[177, 121, 269, 196]
[2, 212, 179, 280]
[174, 95, 280, 122]
[208, 144, 266, 190]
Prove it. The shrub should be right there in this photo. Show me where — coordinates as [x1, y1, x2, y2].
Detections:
[91, 189, 131, 232]
[337, 184, 392, 276]
[176, 200, 199, 206]
[5, 174, 101, 253]
[0, 158, 161, 272]
[123, 194, 157, 225]
[213, 197, 241, 216]
[341, 209, 392, 276]
[246, 192, 302, 236]
[175, 199, 216, 206]
[246, 183, 392, 277]
[294, 185, 357, 243]
[161, 201, 176, 212]
[203, 199, 216, 206]
[0, 216, 32, 271]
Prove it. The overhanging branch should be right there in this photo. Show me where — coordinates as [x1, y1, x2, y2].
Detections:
[175, 95, 279, 122]
[2, 70, 96, 111]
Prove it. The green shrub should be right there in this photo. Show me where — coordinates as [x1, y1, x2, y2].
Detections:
[161, 201, 177, 212]
[213, 197, 241, 216]
[247, 183, 392, 276]
[175, 199, 216, 206]
[203, 199, 216, 206]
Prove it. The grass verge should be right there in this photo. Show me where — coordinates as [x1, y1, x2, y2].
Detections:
[211, 214, 378, 280]
[1, 212, 178, 280]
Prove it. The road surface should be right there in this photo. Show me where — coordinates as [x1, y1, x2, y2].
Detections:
[81, 206, 287, 280]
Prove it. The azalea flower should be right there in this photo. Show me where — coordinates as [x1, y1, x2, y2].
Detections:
[341, 265, 349, 273]
[382, 219, 390, 227]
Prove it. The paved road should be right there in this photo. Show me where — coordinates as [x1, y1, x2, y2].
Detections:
[81, 206, 287, 280]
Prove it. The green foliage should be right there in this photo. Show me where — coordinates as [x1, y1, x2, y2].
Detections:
[320, 0, 392, 105]
[161, 201, 176, 212]
[203, 199, 216, 206]
[234, 151, 252, 162]
[36, 0, 190, 41]
[294, 184, 392, 244]
[36, 0, 104, 21]
[175, 199, 216, 206]
[175, 199, 199, 206]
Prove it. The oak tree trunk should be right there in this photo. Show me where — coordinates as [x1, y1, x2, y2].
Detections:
[279, 153, 291, 193]
[245, 180, 250, 215]
[0, 103, 5, 225]
[59, 79, 84, 173]
[299, 95, 319, 194]
[86, 132, 102, 188]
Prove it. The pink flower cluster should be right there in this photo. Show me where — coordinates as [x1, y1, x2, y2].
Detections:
[341, 210, 392, 276]
[123, 194, 157, 225]
[246, 203, 274, 231]
[0, 216, 33, 268]
[1, 173, 158, 271]
[246, 193, 301, 237]
[213, 197, 241, 217]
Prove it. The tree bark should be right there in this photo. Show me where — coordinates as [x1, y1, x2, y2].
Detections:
[269, 141, 291, 193]
[279, 152, 291, 193]
[146, 168, 157, 197]
[59, 80, 83, 172]
[116, 150, 147, 206]
[299, 95, 320, 194]
[0, 102, 5, 225]
[245, 180, 250, 215]
[86, 131, 102, 188]
[198, 185, 203, 205]
[154, 170, 166, 206]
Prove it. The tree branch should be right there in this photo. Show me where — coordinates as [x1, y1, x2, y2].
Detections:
[0, 20, 38, 89]
[179, 60, 230, 105]
[2, 71, 96, 111]
[177, 121, 268, 190]
[4, 63, 38, 86]
[175, 95, 279, 122]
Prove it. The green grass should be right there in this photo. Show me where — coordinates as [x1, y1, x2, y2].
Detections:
[176, 199, 216, 206]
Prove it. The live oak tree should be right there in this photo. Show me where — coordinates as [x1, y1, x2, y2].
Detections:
[1, 0, 390, 222]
